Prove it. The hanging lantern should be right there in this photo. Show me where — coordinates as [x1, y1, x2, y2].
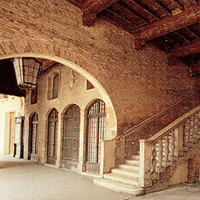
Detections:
[13, 57, 41, 89]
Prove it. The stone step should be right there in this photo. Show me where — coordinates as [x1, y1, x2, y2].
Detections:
[118, 163, 140, 171]
[131, 155, 140, 160]
[94, 178, 143, 195]
[125, 159, 140, 165]
[111, 168, 139, 178]
[103, 173, 139, 186]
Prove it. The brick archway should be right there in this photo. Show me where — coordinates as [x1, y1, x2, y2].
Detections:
[0, 39, 108, 96]
[0, 38, 117, 138]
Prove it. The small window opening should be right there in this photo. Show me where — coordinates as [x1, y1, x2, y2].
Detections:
[52, 75, 58, 99]
[87, 80, 94, 90]
[31, 87, 37, 104]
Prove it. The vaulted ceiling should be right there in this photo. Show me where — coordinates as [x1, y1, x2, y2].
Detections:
[67, 0, 200, 75]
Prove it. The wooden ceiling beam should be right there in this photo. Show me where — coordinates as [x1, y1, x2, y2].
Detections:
[121, 0, 159, 23]
[177, 27, 200, 43]
[181, 0, 197, 8]
[173, 0, 185, 9]
[162, 0, 184, 15]
[130, 0, 163, 19]
[187, 26, 200, 40]
[189, 0, 198, 5]
[167, 40, 200, 58]
[170, 0, 185, 10]
[152, 0, 175, 15]
[135, 5, 200, 49]
[99, 9, 136, 34]
[83, 0, 118, 26]
[108, 3, 149, 27]
[139, 0, 171, 18]
[173, 31, 191, 45]
[66, 0, 83, 9]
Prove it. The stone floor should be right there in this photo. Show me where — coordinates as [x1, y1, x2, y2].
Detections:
[0, 154, 200, 200]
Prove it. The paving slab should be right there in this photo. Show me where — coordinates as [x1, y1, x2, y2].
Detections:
[1, 155, 200, 200]
[0, 155, 130, 200]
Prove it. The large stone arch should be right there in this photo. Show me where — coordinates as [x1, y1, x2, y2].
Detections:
[0, 39, 117, 138]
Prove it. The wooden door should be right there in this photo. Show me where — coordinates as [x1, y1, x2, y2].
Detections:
[9, 112, 15, 155]
[62, 105, 80, 162]
[47, 109, 58, 165]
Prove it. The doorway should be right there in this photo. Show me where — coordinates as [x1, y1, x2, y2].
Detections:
[28, 113, 38, 160]
[62, 104, 80, 169]
[9, 112, 15, 155]
[86, 100, 106, 174]
[47, 109, 58, 165]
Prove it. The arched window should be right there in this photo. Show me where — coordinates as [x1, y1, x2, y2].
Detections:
[31, 87, 37, 104]
[86, 100, 106, 173]
[47, 71, 60, 100]
[47, 109, 58, 165]
[52, 75, 58, 99]
[62, 105, 80, 167]
[29, 113, 38, 159]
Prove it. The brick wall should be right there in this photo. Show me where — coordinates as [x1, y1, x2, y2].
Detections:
[0, 0, 198, 141]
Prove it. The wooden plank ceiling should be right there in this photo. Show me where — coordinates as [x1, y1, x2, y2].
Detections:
[67, 0, 200, 76]
[37, 59, 57, 71]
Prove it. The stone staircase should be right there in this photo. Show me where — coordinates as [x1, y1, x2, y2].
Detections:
[95, 104, 200, 195]
[94, 155, 143, 195]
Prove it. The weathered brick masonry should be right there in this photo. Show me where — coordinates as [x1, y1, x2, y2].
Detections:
[0, 0, 199, 149]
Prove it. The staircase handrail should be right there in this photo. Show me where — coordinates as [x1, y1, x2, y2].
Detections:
[148, 104, 200, 143]
[122, 93, 195, 140]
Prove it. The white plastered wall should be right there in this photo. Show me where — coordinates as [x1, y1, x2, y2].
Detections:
[0, 95, 24, 154]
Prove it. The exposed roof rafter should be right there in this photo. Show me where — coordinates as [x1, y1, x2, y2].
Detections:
[135, 5, 200, 49]
[82, 0, 118, 26]
[66, 0, 200, 68]
[100, 9, 136, 34]
[167, 40, 200, 58]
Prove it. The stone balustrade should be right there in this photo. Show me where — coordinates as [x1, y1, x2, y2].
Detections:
[139, 104, 200, 188]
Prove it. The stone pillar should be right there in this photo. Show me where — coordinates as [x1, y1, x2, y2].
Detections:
[55, 114, 62, 168]
[23, 115, 29, 160]
[77, 109, 86, 173]
[174, 123, 184, 157]
[139, 139, 153, 187]
[14, 116, 24, 159]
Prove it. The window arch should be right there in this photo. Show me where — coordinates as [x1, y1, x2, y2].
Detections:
[86, 100, 106, 172]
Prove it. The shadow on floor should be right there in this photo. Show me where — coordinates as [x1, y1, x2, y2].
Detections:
[0, 161, 35, 168]
[0, 155, 35, 168]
